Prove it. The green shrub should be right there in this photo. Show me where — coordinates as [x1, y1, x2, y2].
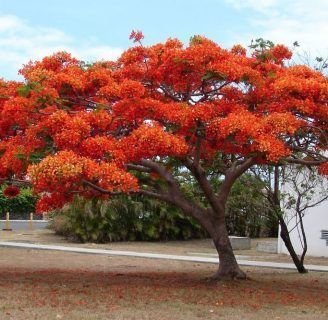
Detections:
[49, 173, 277, 241]
[0, 187, 38, 219]
[225, 175, 277, 237]
[49, 195, 208, 243]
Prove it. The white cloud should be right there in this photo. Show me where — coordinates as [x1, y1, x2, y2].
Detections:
[0, 15, 123, 80]
[0, 14, 23, 32]
[71, 46, 124, 62]
[225, 0, 278, 13]
[225, 0, 328, 56]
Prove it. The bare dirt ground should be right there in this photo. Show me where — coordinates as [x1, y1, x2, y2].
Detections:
[0, 247, 327, 320]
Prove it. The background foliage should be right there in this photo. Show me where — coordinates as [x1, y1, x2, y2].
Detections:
[50, 173, 276, 242]
[50, 195, 208, 243]
[0, 187, 38, 219]
[225, 175, 277, 237]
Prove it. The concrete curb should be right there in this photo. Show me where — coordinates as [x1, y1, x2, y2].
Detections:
[0, 220, 49, 231]
[0, 241, 327, 272]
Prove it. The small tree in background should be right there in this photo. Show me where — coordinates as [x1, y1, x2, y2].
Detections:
[280, 166, 328, 272]
[253, 164, 328, 273]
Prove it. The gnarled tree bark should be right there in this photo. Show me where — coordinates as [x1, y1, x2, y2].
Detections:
[136, 158, 254, 280]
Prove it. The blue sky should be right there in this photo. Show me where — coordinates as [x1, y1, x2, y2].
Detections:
[0, 0, 327, 80]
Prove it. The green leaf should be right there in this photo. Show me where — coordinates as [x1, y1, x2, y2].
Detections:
[14, 153, 26, 160]
[201, 70, 226, 81]
[28, 151, 45, 163]
[17, 85, 31, 97]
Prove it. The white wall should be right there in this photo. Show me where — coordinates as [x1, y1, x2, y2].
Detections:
[278, 165, 328, 258]
[278, 200, 328, 257]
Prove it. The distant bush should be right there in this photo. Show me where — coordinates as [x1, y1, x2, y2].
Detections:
[49, 195, 208, 243]
[225, 175, 278, 238]
[0, 187, 38, 219]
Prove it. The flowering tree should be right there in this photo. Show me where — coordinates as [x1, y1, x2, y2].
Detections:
[0, 33, 327, 279]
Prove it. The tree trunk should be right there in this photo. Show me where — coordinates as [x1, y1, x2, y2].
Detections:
[273, 167, 307, 274]
[279, 217, 308, 273]
[206, 216, 246, 280]
[136, 158, 248, 280]
[298, 211, 308, 266]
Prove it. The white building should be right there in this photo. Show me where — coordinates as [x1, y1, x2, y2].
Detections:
[277, 168, 328, 257]
[278, 200, 328, 257]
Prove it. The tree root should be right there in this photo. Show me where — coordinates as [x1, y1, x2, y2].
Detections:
[205, 268, 247, 282]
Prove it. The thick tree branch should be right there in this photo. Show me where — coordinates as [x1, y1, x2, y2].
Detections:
[184, 158, 223, 214]
[138, 189, 171, 202]
[285, 157, 327, 165]
[159, 85, 181, 102]
[126, 163, 152, 173]
[139, 159, 209, 222]
[218, 157, 255, 204]
[82, 179, 121, 195]
[139, 159, 178, 187]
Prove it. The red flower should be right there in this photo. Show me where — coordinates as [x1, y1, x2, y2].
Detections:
[129, 30, 144, 43]
[3, 185, 20, 198]
[318, 163, 328, 176]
